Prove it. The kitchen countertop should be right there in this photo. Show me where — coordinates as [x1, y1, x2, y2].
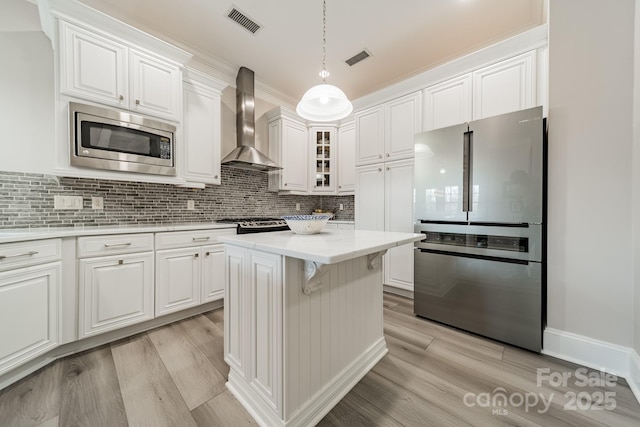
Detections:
[0, 223, 237, 244]
[218, 229, 423, 264]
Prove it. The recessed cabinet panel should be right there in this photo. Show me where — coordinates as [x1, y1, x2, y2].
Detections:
[385, 92, 422, 161]
[355, 165, 385, 231]
[79, 253, 154, 337]
[225, 245, 247, 376]
[337, 122, 355, 193]
[0, 263, 60, 375]
[472, 51, 536, 120]
[61, 22, 128, 107]
[155, 247, 201, 316]
[424, 74, 472, 130]
[355, 106, 384, 166]
[183, 81, 221, 185]
[130, 51, 181, 121]
[202, 245, 224, 302]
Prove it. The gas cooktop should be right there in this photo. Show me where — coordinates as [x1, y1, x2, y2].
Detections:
[217, 217, 289, 234]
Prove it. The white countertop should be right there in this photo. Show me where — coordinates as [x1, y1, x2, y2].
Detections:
[218, 229, 423, 264]
[0, 223, 237, 244]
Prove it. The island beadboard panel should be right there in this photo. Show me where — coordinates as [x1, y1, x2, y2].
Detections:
[0, 168, 354, 229]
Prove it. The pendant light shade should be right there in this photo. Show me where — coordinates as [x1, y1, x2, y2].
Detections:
[296, 83, 353, 121]
[296, 0, 352, 122]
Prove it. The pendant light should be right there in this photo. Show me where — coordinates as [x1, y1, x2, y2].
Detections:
[296, 0, 353, 122]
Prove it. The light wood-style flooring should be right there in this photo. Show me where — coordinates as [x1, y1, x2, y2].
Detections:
[1, 293, 639, 426]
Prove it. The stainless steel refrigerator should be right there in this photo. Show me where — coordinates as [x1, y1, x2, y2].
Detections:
[413, 106, 545, 352]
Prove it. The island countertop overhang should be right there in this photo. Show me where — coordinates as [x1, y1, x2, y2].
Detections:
[218, 229, 424, 264]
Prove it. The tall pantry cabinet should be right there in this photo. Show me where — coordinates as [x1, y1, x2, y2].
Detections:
[355, 91, 421, 294]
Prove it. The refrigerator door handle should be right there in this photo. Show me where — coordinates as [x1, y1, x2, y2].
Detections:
[463, 130, 473, 212]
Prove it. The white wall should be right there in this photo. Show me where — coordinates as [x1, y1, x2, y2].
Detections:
[0, 0, 55, 175]
[547, 0, 634, 346]
[634, 0, 640, 356]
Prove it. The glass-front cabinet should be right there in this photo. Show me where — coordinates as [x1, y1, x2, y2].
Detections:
[309, 126, 336, 193]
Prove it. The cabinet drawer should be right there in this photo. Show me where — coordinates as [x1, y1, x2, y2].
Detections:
[0, 239, 61, 272]
[77, 233, 154, 258]
[155, 228, 236, 250]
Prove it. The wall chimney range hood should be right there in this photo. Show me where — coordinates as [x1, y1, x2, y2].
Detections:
[221, 67, 281, 172]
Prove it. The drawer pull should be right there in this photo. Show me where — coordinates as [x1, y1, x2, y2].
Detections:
[118, 260, 124, 265]
[194, 253, 199, 258]
[192, 237, 211, 242]
[0, 250, 39, 260]
[205, 252, 210, 256]
[104, 242, 132, 248]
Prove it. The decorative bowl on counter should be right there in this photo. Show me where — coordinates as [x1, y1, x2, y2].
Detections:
[282, 214, 333, 235]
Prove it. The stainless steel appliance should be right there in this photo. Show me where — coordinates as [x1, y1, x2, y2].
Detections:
[413, 107, 545, 352]
[217, 217, 290, 234]
[221, 67, 282, 172]
[69, 102, 176, 176]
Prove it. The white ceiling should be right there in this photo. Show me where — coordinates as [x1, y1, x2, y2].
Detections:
[77, 0, 546, 104]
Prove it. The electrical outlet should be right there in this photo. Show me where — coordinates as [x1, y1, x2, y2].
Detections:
[54, 195, 83, 210]
[92, 197, 104, 210]
[187, 200, 195, 210]
[295, 203, 300, 211]
[339, 203, 344, 210]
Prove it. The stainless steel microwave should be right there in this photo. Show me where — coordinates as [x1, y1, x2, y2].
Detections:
[69, 102, 176, 176]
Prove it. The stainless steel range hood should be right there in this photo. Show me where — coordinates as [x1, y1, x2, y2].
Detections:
[221, 67, 281, 172]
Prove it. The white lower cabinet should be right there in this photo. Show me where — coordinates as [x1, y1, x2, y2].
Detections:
[0, 263, 60, 375]
[155, 247, 201, 315]
[77, 234, 155, 338]
[356, 159, 414, 292]
[155, 229, 232, 316]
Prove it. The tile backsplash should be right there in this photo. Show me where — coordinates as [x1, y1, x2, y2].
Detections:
[0, 167, 354, 229]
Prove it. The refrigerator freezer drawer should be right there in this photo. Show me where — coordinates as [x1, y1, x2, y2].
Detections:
[414, 249, 542, 352]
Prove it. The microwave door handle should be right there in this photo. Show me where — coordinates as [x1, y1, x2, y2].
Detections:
[463, 130, 473, 213]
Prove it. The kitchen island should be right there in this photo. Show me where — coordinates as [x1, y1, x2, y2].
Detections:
[219, 229, 423, 427]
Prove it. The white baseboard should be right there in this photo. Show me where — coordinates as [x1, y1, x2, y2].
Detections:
[383, 284, 413, 299]
[543, 327, 640, 404]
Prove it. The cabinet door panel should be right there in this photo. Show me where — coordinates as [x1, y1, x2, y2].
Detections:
[282, 121, 308, 192]
[0, 264, 60, 375]
[337, 122, 356, 193]
[355, 106, 384, 165]
[225, 246, 247, 376]
[202, 245, 224, 303]
[385, 92, 422, 161]
[61, 22, 128, 107]
[78, 253, 153, 338]
[355, 165, 385, 231]
[183, 82, 221, 184]
[309, 127, 336, 193]
[130, 51, 181, 121]
[424, 74, 472, 130]
[472, 51, 536, 120]
[156, 248, 200, 316]
[384, 160, 415, 290]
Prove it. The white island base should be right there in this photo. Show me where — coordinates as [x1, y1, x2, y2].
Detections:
[220, 229, 423, 427]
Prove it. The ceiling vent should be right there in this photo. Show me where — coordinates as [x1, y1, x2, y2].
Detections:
[345, 49, 371, 66]
[227, 7, 262, 34]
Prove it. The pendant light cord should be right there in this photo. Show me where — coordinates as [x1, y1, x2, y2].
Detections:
[320, 0, 329, 82]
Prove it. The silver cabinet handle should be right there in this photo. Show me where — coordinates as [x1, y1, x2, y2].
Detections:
[194, 253, 199, 258]
[284, 183, 288, 186]
[135, 99, 140, 105]
[104, 242, 132, 248]
[205, 251, 211, 256]
[378, 168, 382, 172]
[386, 153, 390, 157]
[386, 167, 390, 171]
[0, 250, 39, 260]
[214, 175, 219, 179]
[378, 154, 382, 159]
[118, 259, 124, 265]
[192, 237, 211, 242]
[119, 95, 124, 101]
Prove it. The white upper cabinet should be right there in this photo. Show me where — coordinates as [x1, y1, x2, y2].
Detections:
[355, 91, 422, 166]
[309, 126, 337, 193]
[472, 51, 536, 120]
[355, 105, 385, 166]
[423, 74, 472, 130]
[337, 120, 356, 194]
[60, 22, 128, 107]
[130, 50, 181, 120]
[267, 108, 308, 194]
[385, 92, 423, 161]
[60, 21, 181, 121]
[183, 69, 225, 185]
